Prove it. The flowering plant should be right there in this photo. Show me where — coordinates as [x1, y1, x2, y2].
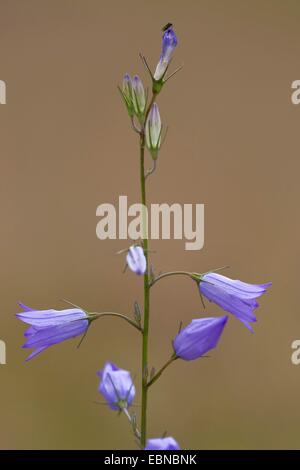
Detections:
[16, 26, 271, 450]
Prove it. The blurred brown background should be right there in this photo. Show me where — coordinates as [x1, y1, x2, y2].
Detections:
[0, 0, 299, 449]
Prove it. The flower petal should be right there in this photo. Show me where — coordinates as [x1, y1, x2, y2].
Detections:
[200, 282, 258, 326]
[22, 320, 88, 350]
[203, 273, 272, 300]
[16, 308, 87, 328]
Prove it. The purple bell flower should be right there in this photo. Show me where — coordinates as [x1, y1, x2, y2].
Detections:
[145, 437, 180, 450]
[126, 245, 147, 275]
[199, 273, 272, 332]
[174, 316, 228, 361]
[16, 303, 89, 361]
[97, 362, 135, 411]
[154, 26, 178, 81]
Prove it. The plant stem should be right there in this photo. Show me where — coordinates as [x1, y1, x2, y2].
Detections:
[147, 355, 177, 387]
[140, 92, 157, 449]
[140, 137, 149, 448]
[150, 271, 194, 287]
[140, 91, 157, 448]
[89, 312, 142, 332]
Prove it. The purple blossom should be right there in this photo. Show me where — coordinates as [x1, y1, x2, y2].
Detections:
[145, 437, 180, 450]
[97, 362, 135, 411]
[16, 303, 89, 361]
[154, 26, 178, 81]
[174, 316, 228, 361]
[126, 245, 146, 275]
[199, 273, 272, 332]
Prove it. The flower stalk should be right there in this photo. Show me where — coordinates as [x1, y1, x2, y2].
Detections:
[139, 118, 149, 448]
[147, 354, 178, 388]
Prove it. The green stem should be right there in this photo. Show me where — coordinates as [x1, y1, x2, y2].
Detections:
[140, 91, 157, 448]
[150, 271, 194, 287]
[147, 355, 177, 388]
[89, 312, 142, 332]
[140, 138, 149, 448]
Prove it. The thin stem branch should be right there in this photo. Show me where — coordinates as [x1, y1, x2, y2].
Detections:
[145, 159, 157, 180]
[131, 116, 141, 134]
[150, 270, 193, 287]
[147, 355, 178, 387]
[89, 312, 142, 333]
[123, 408, 141, 442]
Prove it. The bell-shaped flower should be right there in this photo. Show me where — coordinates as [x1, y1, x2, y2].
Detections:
[16, 303, 89, 361]
[145, 437, 180, 450]
[173, 316, 228, 361]
[154, 26, 178, 81]
[199, 273, 272, 332]
[97, 362, 135, 411]
[126, 245, 146, 275]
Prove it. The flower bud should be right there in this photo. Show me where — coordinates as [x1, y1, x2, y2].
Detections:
[154, 26, 178, 82]
[132, 75, 146, 116]
[97, 362, 135, 411]
[126, 245, 147, 276]
[145, 103, 162, 159]
[120, 73, 134, 117]
[173, 316, 228, 361]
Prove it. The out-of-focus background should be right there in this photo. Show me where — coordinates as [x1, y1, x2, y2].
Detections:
[0, 0, 299, 449]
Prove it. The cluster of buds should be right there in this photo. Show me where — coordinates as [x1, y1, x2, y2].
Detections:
[120, 74, 147, 122]
[120, 25, 179, 162]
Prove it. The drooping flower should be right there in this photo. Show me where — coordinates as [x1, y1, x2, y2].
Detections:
[132, 75, 146, 116]
[126, 245, 146, 275]
[145, 103, 162, 159]
[16, 303, 89, 361]
[97, 362, 135, 411]
[173, 316, 228, 361]
[154, 26, 178, 81]
[199, 272, 272, 332]
[145, 437, 180, 450]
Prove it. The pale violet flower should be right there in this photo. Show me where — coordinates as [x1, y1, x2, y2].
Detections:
[145, 436, 180, 450]
[16, 303, 89, 361]
[154, 26, 178, 81]
[173, 316, 228, 360]
[126, 245, 147, 275]
[199, 273, 272, 332]
[97, 362, 135, 411]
